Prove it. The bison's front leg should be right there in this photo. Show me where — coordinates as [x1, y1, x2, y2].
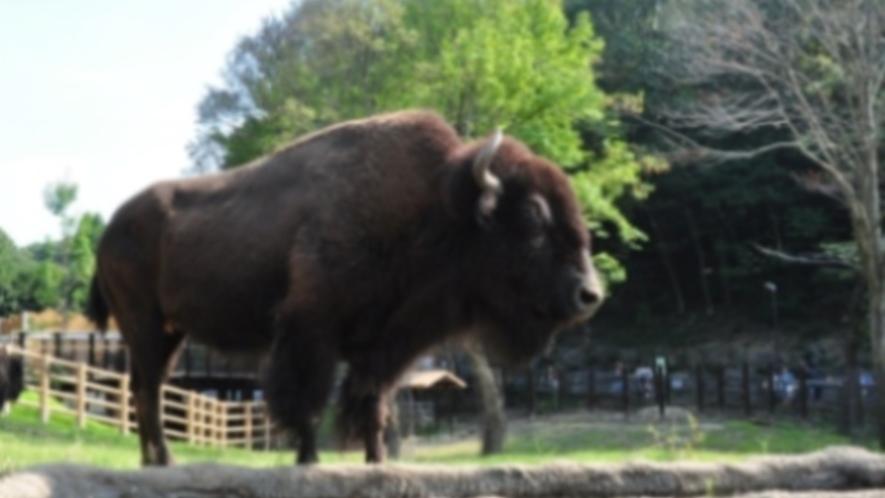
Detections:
[264, 320, 338, 465]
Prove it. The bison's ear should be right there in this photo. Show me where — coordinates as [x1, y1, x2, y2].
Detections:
[472, 129, 504, 226]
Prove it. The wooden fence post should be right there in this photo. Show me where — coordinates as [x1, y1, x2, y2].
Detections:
[263, 405, 271, 451]
[742, 361, 752, 417]
[244, 402, 253, 449]
[220, 401, 227, 447]
[76, 362, 87, 428]
[119, 374, 130, 435]
[716, 366, 725, 410]
[187, 391, 196, 444]
[40, 352, 51, 423]
[196, 395, 203, 445]
[207, 398, 215, 447]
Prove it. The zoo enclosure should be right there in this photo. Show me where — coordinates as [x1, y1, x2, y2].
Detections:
[3, 331, 875, 436]
[492, 360, 875, 431]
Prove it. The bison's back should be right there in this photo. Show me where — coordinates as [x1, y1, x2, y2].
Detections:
[98, 110, 462, 350]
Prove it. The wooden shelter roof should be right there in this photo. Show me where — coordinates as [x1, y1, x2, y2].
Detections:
[401, 369, 467, 390]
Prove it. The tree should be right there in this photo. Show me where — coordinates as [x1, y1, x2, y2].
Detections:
[43, 180, 78, 330]
[41, 180, 102, 329]
[464, 341, 506, 454]
[69, 214, 103, 311]
[189, 0, 416, 171]
[563, 0, 664, 94]
[0, 228, 25, 317]
[655, 0, 885, 447]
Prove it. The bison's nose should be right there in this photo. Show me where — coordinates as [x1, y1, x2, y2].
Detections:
[573, 252, 605, 318]
[576, 284, 601, 310]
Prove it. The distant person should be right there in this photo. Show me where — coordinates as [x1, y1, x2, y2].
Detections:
[634, 364, 653, 399]
[609, 362, 625, 395]
[859, 370, 874, 398]
[774, 366, 797, 403]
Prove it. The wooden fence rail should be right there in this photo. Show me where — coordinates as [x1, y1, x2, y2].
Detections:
[3, 345, 275, 449]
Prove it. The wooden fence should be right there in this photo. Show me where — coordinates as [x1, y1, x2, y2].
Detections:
[3, 345, 276, 449]
[6, 331, 261, 400]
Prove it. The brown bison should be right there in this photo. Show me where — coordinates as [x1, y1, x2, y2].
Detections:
[86, 110, 603, 466]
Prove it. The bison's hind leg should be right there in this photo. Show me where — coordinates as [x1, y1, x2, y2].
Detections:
[264, 321, 338, 465]
[117, 311, 185, 467]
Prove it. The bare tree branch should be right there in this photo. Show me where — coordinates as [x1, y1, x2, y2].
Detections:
[752, 243, 860, 273]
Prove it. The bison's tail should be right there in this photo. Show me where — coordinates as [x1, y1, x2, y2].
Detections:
[85, 275, 109, 332]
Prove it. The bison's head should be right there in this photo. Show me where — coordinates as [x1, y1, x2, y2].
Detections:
[446, 130, 604, 365]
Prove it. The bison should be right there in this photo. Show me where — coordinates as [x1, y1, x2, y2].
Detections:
[86, 110, 603, 466]
[0, 345, 24, 412]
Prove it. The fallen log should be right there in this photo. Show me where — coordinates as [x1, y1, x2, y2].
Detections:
[1, 446, 883, 498]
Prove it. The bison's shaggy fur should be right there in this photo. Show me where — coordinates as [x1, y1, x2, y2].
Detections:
[1, 446, 884, 498]
[86, 110, 603, 466]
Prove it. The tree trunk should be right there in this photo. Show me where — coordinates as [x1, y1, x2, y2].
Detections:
[646, 210, 686, 314]
[840, 337, 861, 436]
[465, 345, 506, 455]
[685, 208, 714, 315]
[869, 292, 885, 448]
[383, 394, 401, 460]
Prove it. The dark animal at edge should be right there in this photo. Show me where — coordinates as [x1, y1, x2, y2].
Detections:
[0, 346, 25, 412]
[85, 110, 604, 466]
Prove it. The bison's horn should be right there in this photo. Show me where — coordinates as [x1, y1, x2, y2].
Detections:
[473, 128, 503, 195]
[472, 129, 504, 223]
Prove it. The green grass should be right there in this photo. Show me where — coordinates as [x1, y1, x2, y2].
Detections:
[402, 416, 864, 465]
[0, 396, 872, 472]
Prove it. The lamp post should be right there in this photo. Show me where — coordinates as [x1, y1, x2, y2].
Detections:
[764, 281, 779, 358]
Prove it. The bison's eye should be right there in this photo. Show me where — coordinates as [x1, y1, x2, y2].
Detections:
[526, 198, 549, 248]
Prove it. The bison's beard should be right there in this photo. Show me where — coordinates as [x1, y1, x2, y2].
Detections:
[478, 321, 560, 368]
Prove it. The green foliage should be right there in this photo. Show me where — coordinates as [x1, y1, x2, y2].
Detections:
[0, 228, 25, 316]
[68, 215, 102, 311]
[646, 413, 706, 459]
[31, 261, 64, 311]
[397, 0, 605, 166]
[36, 180, 104, 320]
[42, 181, 77, 218]
[563, 0, 664, 93]
[0, 229, 62, 316]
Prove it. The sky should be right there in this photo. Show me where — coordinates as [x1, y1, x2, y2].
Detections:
[0, 0, 294, 247]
